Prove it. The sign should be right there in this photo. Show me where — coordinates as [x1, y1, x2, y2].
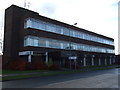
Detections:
[19, 51, 33, 55]
[69, 56, 77, 60]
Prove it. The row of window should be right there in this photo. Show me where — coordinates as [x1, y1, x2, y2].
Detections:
[24, 18, 114, 46]
[24, 36, 114, 54]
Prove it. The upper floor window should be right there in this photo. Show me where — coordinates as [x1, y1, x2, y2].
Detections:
[24, 35, 115, 54]
[24, 18, 114, 46]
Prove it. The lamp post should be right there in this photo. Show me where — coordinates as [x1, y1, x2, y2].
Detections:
[69, 23, 77, 70]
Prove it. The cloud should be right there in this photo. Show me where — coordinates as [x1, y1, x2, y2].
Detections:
[39, 2, 57, 17]
[111, 2, 118, 7]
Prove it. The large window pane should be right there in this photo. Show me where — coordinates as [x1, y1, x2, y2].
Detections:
[39, 38, 46, 47]
[63, 28, 69, 36]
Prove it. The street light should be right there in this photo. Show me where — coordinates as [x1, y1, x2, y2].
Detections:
[69, 23, 77, 70]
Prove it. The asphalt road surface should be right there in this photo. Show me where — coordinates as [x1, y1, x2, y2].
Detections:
[2, 68, 120, 88]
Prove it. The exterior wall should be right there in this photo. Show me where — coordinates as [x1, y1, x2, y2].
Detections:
[3, 5, 39, 59]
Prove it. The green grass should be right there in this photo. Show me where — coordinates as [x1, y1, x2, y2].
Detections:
[2, 70, 91, 81]
[80, 64, 117, 69]
[2, 71, 75, 81]
[2, 70, 50, 74]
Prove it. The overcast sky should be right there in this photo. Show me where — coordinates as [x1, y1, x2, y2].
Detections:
[0, 0, 119, 54]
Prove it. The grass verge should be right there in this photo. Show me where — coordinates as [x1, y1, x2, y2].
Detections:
[2, 71, 76, 81]
[2, 70, 50, 74]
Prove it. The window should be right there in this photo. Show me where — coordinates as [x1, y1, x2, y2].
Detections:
[70, 30, 74, 36]
[24, 36, 30, 46]
[24, 36, 114, 54]
[39, 38, 46, 47]
[24, 18, 114, 46]
[74, 31, 79, 37]
[56, 25, 62, 34]
[60, 42, 64, 49]
[71, 43, 76, 50]
[24, 18, 32, 28]
[63, 28, 69, 36]
[34, 39, 39, 46]
[63, 42, 70, 49]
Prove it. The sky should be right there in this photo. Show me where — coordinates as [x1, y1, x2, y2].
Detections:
[0, 0, 119, 54]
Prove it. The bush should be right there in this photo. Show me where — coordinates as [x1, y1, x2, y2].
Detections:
[2, 56, 12, 69]
[3, 59, 28, 70]
[31, 60, 48, 70]
[64, 62, 80, 69]
[25, 62, 32, 70]
[48, 64, 61, 70]
[47, 58, 53, 67]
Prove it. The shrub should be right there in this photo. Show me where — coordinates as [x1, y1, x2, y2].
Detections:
[25, 62, 32, 70]
[4, 59, 28, 70]
[47, 58, 53, 67]
[48, 64, 61, 70]
[2, 56, 12, 69]
[31, 60, 48, 70]
[64, 62, 80, 69]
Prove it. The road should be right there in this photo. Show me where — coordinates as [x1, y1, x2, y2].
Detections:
[2, 68, 120, 88]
